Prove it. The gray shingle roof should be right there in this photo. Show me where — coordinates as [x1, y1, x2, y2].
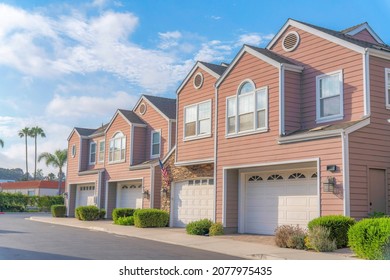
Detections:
[74, 127, 96, 136]
[245, 45, 298, 65]
[143, 95, 176, 119]
[118, 109, 146, 124]
[199, 61, 227, 76]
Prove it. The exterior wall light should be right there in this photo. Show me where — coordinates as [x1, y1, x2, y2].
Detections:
[142, 190, 150, 199]
[323, 177, 335, 193]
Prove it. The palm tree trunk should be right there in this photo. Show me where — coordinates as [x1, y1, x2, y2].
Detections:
[58, 168, 62, 195]
[25, 135, 28, 180]
[34, 135, 37, 180]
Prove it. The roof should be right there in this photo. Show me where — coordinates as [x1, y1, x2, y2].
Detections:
[90, 123, 109, 136]
[0, 180, 65, 190]
[340, 22, 367, 34]
[142, 95, 176, 119]
[118, 109, 146, 124]
[74, 127, 96, 137]
[199, 61, 227, 76]
[245, 45, 298, 65]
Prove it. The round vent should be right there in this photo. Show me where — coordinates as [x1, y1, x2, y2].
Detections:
[193, 72, 204, 89]
[282, 31, 300, 52]
[139, 102, 147, 115]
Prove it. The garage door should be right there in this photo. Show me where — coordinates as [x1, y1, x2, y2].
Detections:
[172, 178, 214, 227]
[76, 185, 95, 207]
[244, 171, 319, 235]
[116, 182, 142, 209]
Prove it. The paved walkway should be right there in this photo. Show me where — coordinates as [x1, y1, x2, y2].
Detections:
[29, 216, 356, 260]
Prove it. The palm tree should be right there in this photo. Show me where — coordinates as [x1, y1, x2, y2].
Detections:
[38, 149, 67, 195]
[0, 138, 4, 147]
[18, 127, 31, 180]
[30, 126, 46, 180]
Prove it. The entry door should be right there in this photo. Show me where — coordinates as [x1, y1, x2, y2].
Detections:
[369, 168, 387, 213]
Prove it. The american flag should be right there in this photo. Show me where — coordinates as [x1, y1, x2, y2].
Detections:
[159, 158, 170, 186]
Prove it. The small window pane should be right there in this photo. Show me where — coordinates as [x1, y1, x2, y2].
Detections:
[227, 98, 236, 117]
[209, 179, 214, 185]
[201, 179, 208, 185]
[228, 117, 235, 134]
[152, 144, 159, 155]
[185, 106, 197, 123]
[239, 112, 253, 132]
[238, 94, 254, 114]
[239, 82, 255, 95]
[185, 122, 196, 137]
[257, 110, 266, 129]
[320, 74, 340, 98]
[321, 96, 340, 117]
[198, 102, 211, 119]
[152, 132, 160, 144]
[199, 119, 211, 134]
[256, 89, 267, 109]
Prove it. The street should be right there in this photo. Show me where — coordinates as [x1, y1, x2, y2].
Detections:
[0, 213, 241, 260]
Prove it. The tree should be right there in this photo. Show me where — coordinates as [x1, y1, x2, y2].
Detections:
[18, 127, 31, 180]
[30, 126, 46, 180]
[0, 138, 3, 147]
[35, 169, 45, 180]
[38, 149, 67, 194]
[46, 172, 56, 181]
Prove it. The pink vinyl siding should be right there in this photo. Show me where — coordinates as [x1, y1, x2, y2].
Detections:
[87, 136, 105, 170]
[176, 67, 215, 163]
[216, 51, 344, 224]
[351, 29, 379, 44]
[132, 126, 146, 165]
[66, 132, 81, 180]
[270, 26, 364, 129]
[349, 55, 390, 218]
[284, 70, 301, 133]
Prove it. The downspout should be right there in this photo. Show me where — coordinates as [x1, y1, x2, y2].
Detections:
[213, 85, 218, 223]
[363, 48, 371, 116]
[342, 131, 350, 216]
[279, 64, 285, 135]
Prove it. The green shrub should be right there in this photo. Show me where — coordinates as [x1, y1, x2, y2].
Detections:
[112, 208, 135, 222]
[308, 215, 355, 248]
[348, 217, 390, 259]
[368, 212, 387, 218]
[133, 209, 169, 228]
[116, 216, 134, 226]
[275, 225, 306, 249]
[209, 222, 224, 236]
[306, 226, 337, 252]
[37, 195, 64, 212]
[75, 205, 100, 221]
[99, 208, 106, 219]
[51, 205, 66, 217]
[186, 219, 213, 235]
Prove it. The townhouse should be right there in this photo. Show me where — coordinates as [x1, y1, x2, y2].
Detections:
[66, 19, 390, 236]
[66, 95, 176, 218]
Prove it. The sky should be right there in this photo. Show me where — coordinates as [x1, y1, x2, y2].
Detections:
[0, 0, 389, 176]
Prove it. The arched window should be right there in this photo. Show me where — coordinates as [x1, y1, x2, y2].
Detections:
[109, 132, 126, 162]
[248, 175, 263, 182]
[227, 80, 268, 134]
[288, 173, 306, 179]
[267, 174, 283, 180]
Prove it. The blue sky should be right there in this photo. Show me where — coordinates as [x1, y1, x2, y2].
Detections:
[0, 0, 389, 175]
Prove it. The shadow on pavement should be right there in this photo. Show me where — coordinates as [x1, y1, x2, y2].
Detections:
[0, 230, 26, 234]
[0, 247, 87, 260]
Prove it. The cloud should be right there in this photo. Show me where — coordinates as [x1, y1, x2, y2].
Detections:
[210, 15, 222, 20]
[158, 31, 182, 50]
[194, 40, 233, 62]
[235, 33, 275, 47]
[45, 91, 139, 118]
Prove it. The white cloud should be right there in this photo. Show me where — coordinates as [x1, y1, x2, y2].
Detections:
[158, 31, 182, 50]
[235, 33, 274, 47]
[210, 15, 222, 20]
[194, 40, 232, 62]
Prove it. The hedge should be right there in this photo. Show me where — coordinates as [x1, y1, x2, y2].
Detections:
[75, 206, 105, 221]
[308, 215, 356, 248]
[133, 209, 169, 228]
[116, 216, 135, 226]
[112, 208, 135, 223]
[186, 219, 213, 235]
[0, 192, 64, 212]
[51, 205, 66, 217]
[348, 217, 390, 259]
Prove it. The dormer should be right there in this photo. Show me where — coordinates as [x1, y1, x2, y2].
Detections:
[341, 22, 384, 45]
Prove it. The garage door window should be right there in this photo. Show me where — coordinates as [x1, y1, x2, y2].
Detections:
[288, 173, 306, 179]
[248, 175, 263, 181]
[267, 174, 283, 180]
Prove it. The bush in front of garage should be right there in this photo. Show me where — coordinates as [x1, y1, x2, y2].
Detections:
[305, 226, 337, 252]
[186, 219, 213, 235]
[209, 222, 224, 236]
[51, 205, 66, 217]
[308, 215, 355, 248]
[275, 225, 306, 250]
[116, 216, 135, 226]
[112, 208, 135, 224]
[348, 217, 390, 259]
[133, 209, 169, 228]
[75, 206, 105, 221]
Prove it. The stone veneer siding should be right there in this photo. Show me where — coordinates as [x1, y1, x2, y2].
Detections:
[160, 150, 214, 212]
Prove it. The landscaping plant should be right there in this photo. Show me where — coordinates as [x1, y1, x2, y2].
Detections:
[209, 222, 224, 236]
[75, 205, 102, 221]
[116, 216, 134, 226]
[112, 208, 135, 223]
[306, 226, 337, 252]
[133, 209, 169, 228]
[275, 225, 306, 249]
[51, 205, 66, 217]
[186, 219, 213, 235]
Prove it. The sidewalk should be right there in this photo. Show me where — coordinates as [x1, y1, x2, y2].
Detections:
[29, 216, 356, 260]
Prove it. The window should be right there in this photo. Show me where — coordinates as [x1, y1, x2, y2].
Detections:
[385, 69, 390, 108]
[316, 70, 343, 123]
[27, 190, 35, 196]
[151, 130, 161, 157]
[98, 140, 105, 163]
[226, 80, 268, 135]
[89, 142, 96, 164]
[184, 100, 211, 139]
[71, 144, 76, 158]
[109, 132, 126, 163]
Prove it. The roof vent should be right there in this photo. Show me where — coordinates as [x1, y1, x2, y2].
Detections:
[193, 72, 204, 89]
[282, 31, 300, 52]
[139, 102, 147, 115]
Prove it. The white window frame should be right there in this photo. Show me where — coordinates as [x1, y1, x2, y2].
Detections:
[98, 140, 105, 163]
[109, 132, 126, 163]
[183, 99, 212, 140]
[226, 80, 269, 137]
[89, 142, 96, 165]
[385, 68, 390, 109]
[151, 130, 161, 158]
[316, 70, 344, 123]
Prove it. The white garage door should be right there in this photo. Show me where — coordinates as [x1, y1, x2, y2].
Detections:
[172, 178, 214, 227]
[76, 185, 95, 207]
[116, 182, 143, 209]
[244, 172, 319, 235]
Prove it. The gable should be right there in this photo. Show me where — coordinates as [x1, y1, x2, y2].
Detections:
[105, 111, 131, 136]
[350, 29, 380, 45]
[179, 65, 218, 98]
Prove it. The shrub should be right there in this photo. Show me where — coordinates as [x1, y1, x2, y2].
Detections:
[306, 226, 337, 252]
[368, 212, 387, 218]
[186, 219, 213, 235]
[209, 222, 224, 236]
[75, 205, 100, 221]
[116, 216, 135, 226]
[348, 217, 390, 259]
[112, 208, 135, 222]
[275, 225, 306, 249]
[51, 205, 66, 217]
[99, 208, 106, 220]
[133, 209, 169, 228]
[37, 195, 64, 212]
[308, 215, 355, 248]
